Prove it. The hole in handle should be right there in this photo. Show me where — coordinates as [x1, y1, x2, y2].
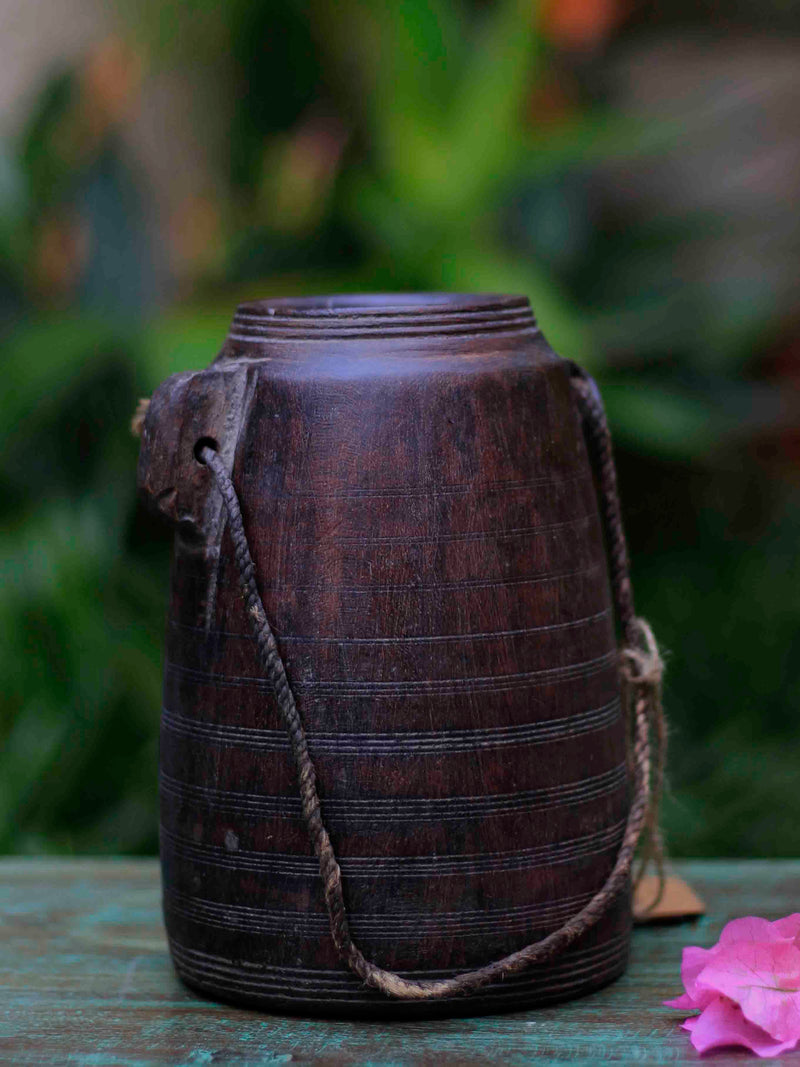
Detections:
[194, 436, 219, 465]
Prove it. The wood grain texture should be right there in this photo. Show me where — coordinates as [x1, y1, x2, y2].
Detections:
[137, 293, 628, 1016]
[2, 858, 798, 1065]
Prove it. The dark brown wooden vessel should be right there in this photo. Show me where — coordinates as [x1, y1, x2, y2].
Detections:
[137, 293, 630, 1018]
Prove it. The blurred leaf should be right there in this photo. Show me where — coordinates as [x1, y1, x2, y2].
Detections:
[634, 497, 800, 856]
[140, 306, 233, 384]
[0, 503, 164, 854]
[601, 379, 731, 458]
[444, 0, 540, 211]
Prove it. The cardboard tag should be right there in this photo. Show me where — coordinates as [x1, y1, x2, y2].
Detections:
[634, 874, 705, 923]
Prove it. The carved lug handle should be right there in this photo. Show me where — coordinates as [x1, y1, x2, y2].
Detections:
[136, 366, 249, 540]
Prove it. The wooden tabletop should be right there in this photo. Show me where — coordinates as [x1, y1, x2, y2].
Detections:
[1, 859, 798, 1065]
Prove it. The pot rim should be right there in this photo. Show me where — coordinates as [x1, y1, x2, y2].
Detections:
[236, 292, 529, 317]
[227, 292, 537, 342]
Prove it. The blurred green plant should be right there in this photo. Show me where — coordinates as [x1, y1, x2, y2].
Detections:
[2, 0, 799, 856]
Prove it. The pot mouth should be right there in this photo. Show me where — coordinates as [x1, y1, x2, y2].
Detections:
[227, 292, 537, 342]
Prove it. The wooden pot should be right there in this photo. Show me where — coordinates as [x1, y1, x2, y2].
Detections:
[137, 293, 630, 1018]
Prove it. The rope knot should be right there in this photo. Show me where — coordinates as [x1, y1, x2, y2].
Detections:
[620, 617, 663, 690]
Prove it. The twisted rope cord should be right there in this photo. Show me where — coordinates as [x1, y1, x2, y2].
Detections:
[570, 366, 667, 912]
[196, 364, 664, 999]
[569, 370, 636, 646]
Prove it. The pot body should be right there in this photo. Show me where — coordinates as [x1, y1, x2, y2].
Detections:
[138, 294, 630, 1018]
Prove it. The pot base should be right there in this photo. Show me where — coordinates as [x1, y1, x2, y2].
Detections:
[167, 930, 630, 1020]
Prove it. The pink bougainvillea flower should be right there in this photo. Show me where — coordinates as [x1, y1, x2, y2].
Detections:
[664, 913, 800, 1058]
[683, 997, 799, 1058]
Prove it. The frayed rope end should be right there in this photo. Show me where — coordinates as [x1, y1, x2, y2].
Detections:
[131, 398, 150, 438]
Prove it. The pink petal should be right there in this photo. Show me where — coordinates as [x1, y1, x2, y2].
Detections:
[718, 916, 786, 946]
[773, 914, 800, 943]
[697, 941, 800, 1041]
[688, 996, 799, 1057]
[679, 945, 719, 1009]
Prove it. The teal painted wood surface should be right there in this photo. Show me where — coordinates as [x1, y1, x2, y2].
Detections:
[1, 859, 799, 1065]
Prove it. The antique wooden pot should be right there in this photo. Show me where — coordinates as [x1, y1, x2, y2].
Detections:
[137, 293, 634, 1018]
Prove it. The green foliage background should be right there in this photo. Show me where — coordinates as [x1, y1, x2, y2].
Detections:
[2, 0, 799, 856]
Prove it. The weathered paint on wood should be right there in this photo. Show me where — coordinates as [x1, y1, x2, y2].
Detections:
[2, 858, 799, 1064]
